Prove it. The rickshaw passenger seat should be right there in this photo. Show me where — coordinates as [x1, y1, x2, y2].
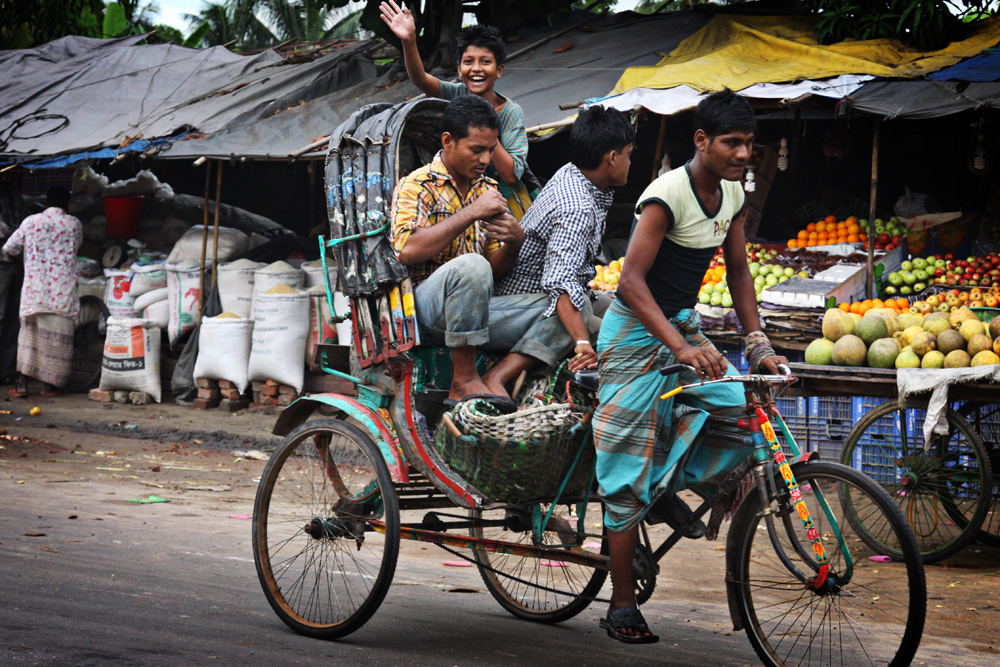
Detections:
[571, 370, 600, 393]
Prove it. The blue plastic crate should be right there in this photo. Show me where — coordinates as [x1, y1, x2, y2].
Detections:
[851, 396, 895, 425]
[808, 396, 853, 422]
[775, 396, 807, 418]
[716, 343, 748, 373]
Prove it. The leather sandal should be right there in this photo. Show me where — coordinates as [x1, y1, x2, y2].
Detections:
[599, 606, 659, 645]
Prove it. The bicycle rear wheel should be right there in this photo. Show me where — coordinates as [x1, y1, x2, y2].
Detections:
[65, 295, 108, 392]
[253, 418, 399, 639]
[729, 461, 926, 667]
[842, 399, 992, 562]
[470, 501, 608, 623]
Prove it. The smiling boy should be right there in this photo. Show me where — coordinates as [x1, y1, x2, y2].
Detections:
[380, 1, 534, 219]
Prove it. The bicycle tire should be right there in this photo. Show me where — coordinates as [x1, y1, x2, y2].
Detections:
[955, 401, 1000, 547]
[253, 418, 399, 639]
[841, 399, 992, 563]
[65, 295, 109, 393]
[729, 461, 926, 667]
[470, 501, 608, 624]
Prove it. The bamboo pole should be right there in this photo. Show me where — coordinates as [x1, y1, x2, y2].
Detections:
[866, 118, 881, 299]
[198, 163, 211, 321]
[650, 115, 667, 184]
[211, 161, 223, 289]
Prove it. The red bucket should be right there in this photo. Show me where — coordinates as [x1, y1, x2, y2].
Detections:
[102, 195, 143, 238]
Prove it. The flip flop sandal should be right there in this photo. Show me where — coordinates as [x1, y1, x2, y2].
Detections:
[599, 606, 660, 645]
[442, 393, 517, 414]
[8, 388, 29, 398]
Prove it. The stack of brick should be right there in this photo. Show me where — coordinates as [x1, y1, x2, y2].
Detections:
[194, 378, 251, 412]
[250, 379, 300, 414]
[88, 389, 153, 405]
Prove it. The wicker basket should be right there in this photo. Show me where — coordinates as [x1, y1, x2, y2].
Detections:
[434, 399, 594, 504]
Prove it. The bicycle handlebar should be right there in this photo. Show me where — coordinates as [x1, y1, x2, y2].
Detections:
[658, 363, 795, 400]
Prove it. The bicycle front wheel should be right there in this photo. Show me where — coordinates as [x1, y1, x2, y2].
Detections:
[729, 461, 926, 667]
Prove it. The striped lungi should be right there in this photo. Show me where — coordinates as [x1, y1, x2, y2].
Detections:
[593, 299, 749, 532]
[17, 313, 74, 388]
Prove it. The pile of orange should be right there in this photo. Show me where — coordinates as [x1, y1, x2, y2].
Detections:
[702, 265, 728, 286]
[787, 216, 867, 249]
[837, 297, 910, 315]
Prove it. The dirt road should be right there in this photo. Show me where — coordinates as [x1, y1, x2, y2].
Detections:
[1, 392, 998, 664]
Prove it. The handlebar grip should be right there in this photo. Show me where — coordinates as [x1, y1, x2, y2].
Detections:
[777, 363, 792, 375]
[658, 363, 692, 376]
[659, 386, 684, 400]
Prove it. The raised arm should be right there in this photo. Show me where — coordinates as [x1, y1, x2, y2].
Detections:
[380, 1, 440, 98]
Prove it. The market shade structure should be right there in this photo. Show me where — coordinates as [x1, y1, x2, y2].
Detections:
[613, 14, 1000, 95]
[0, 34, 380, 165]
[0, 11, 707, 165]
[596, 14, 1000, 118]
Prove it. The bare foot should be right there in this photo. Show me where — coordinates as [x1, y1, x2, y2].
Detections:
[448, 377, 493, 403]
[479, 371, 511, 399]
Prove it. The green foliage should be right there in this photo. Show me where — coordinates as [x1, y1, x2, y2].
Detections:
[103, 2, 130, 38]
[1, 0, 106, 48]
[183, 22, 212, 48]
[809, 1, 1000, 51]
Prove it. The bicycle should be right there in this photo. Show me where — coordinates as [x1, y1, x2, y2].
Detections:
[253, 359, 927, 666]
[65, 294, 109, 393]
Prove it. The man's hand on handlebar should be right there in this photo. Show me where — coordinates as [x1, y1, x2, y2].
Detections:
[758, 354, 790, 375]
[568, 341, 598, 372]
[674, 343, 727, 381]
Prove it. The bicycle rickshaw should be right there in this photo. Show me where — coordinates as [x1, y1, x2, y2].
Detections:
[252, 100, 926, 666]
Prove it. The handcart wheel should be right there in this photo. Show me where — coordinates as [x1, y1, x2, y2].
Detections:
[469, 501, 608, 624]
[253, 418, 400, 639]
[729, 461, 926, 667]
[840, 399, 992, 563]
[955, 401, 1000, 546]
[65, 295, 109, 393]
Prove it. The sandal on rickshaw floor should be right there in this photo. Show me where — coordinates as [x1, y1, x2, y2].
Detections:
[600, 607, 660, 645]
[442, 393, 517, 414]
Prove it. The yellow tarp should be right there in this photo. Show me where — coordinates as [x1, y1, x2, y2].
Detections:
[613, 15, 1000, 95]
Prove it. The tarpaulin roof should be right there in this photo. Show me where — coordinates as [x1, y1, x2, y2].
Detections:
[0, 34, 379, 164]
[165, 11, 707, 158]
[1, 11, 707, 164]
[613, 14, 1000, 95]
[843, 80, 1000, 119]
[596, 74, 872, 116]
[929, 47, 1000, 81]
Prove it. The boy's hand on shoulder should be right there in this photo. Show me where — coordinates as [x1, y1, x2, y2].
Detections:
[483, 212, 523, 246]
[379, 1, 416, 42]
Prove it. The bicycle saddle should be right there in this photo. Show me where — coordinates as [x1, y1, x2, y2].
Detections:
[571, 369, 600, 393]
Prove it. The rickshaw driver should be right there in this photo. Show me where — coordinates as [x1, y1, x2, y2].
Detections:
[593, 90, 788, 644]
[392, 95, 563, 411]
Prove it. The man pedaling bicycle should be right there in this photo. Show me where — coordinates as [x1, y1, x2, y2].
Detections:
[592, 90, 788, 644]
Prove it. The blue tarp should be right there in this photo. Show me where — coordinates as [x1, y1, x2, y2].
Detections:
[929, 48, 1000, 81]
[3, 135, 183, 169]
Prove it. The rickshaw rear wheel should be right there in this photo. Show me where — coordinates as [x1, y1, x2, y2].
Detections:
[470, 501, 608, 623]
[253, 418, 400, 639]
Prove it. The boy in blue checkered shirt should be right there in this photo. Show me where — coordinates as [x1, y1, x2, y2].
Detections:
[482, 107, 635, 394]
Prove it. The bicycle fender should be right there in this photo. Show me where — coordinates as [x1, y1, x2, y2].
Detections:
[272, 393, 409, 483]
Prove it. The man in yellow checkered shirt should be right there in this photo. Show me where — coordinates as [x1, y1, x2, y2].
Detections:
[391, 96, 575, 411]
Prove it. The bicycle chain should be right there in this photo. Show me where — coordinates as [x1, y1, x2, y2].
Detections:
[436, 543, 611, 604]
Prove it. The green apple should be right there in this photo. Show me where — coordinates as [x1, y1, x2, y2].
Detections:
[749, 263, 760, 278]
[710, 292, 723, 306]
[783, 267, 795, 277]
[721, 293, 734, 308]
[699, 292, 712, 304]
[900, 260, 913, 271]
